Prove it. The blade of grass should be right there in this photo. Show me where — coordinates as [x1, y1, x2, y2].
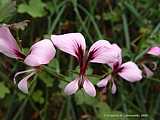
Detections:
[72, 0, 93, 43]
[134, 48, 149, 61]
[78, 4, 103, 39]
[122, 13, 131, 51]
[150, 22, 160, 38]
[48, 3, 66, 34]
[58, 99, 68, 120]
[12, 98, 28, 120]
[123, 1, 144, 25]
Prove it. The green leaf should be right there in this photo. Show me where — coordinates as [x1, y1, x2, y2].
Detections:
[17, 0, 46, 18]
[48, 58, 60, 73]
[75, 90, 97, 105]
[88, 76, 100, 85]
[17, 92, 26, 101]
[103, 10, 121, 22]
[58, 76, 70, 89]
[96, 102, 124, 120]
[38, 71, 54, 87]
[46, 1, 55, 13]
[0, 0, 16, 22]
[0, 82, 10, 98]
[31, 90, 44, 104]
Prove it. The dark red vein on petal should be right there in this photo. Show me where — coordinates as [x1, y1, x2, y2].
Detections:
[87, 48, 99, 61]
[14, 49, 26, 59]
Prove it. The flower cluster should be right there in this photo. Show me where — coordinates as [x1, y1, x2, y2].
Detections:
[0, 26, 158, 97]
[0, 26, 56, 93]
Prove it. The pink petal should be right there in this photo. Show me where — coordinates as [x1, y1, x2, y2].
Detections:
[106, 44, 122, 68]
[89, 40, 122, 68]
[64, 78, 79, 95]
[83, 79, 96, 97]
[24, 39, 56, 66]
[14, 69, 36, 84]
[97, 75, 111, 87]
[0, 26, 22, 59]
[118, 61, 142, 82]
[51, 33, 86, 61]
[111, 81, 117, 94]
[88, 40, 112, 63]
[17, 72, 35, 94]
[142, 64, 153, 78]
[147, 46, 160, 56]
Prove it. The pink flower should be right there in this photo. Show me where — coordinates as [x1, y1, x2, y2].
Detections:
[147, 46, 160, 56]
[0, 26, 56, 93]
[0, 26, 25, 59]
[51, 33, 117, 96]
[141, 64, 153, 78]
[97, 44, 142, 94]
[14, 39, 56, 93]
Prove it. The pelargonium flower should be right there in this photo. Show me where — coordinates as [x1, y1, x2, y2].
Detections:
[0, 26, 25, 59]
[141, 64, 153, 78]
[97, 44, 142, 94]
[147, 46, 160, 56]
[0, 26, 56, 93]
[142, 46, 160, 78]
[51, 33, 118, 96]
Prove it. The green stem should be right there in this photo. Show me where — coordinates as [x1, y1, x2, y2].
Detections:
[44, 66, 69, 83]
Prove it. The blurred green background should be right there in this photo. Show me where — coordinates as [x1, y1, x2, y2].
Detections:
[0, 0, 160, 120]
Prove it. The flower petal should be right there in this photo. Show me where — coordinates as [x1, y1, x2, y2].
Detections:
[111, 81, 117, 94]
[142, 64, 153, 78]
[89, 40, 122, 68]
[88, 40, 112, 63]
[83, 79, 96, 97]
[97, 75, 111, 87]
[24, 39, 56, 66]
[64, 78, 79, 95]
[14, 69, 36, 84]
[106, 44, 122, 68]
[118, 61, 142, 82]
[147, 46, 160, 56]
[51, 33, 86, 61]
[0, 26, 22, 59]
[17, 72, 35, 94]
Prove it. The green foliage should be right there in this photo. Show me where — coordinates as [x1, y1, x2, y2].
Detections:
[0, 0, 16, 22]
[75, 90, 97, 105]
[0, 82, 10, 98]
[48, 58, 60, 73]
[46, 1, 55, 13]
[96, 102, 124, 120]
[17, 0, 46, 18]
[38, 71, 54, 87]
[75, 90, 124, 120]
[103, 9, 121, 22]
[31, 90, 44, 104]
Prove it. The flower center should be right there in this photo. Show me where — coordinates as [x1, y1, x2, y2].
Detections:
[14, 49, 26, 59]
[113, 62, 124, 73]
